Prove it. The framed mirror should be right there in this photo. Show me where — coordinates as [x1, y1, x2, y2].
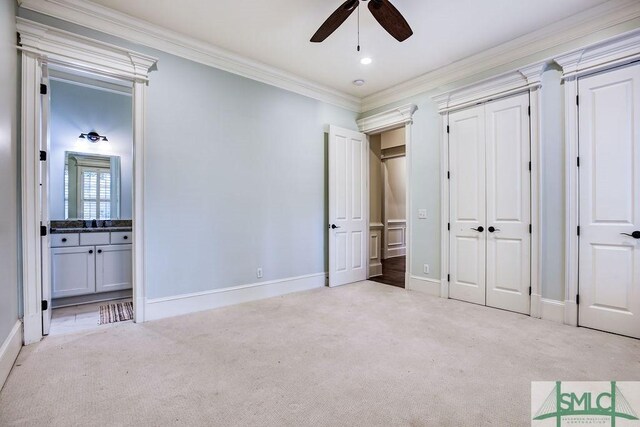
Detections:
[65, 151, 121, 219]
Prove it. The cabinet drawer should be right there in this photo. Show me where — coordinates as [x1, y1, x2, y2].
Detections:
[80, 232, 110, 246]
[111, 231, 133, 245]
[51, 233, 79, 247]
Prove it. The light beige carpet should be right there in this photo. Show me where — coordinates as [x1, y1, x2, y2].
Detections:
[0, 281, 638, 426]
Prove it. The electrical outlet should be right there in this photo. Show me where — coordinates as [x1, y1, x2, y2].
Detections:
[256, 267, 263, 279]
[423, 264, 430, 274]
[418, 209, 427, 219]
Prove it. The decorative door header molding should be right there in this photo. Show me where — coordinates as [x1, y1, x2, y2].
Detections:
[555, 28, 640, 80]
[17, 17, 158, 82]
[432, 62, 545, 114]
[357, 104, 418, 134]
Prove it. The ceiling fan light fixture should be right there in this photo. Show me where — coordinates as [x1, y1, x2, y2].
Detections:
[352, 79, 366, 86]
[360, 57, 372, 65]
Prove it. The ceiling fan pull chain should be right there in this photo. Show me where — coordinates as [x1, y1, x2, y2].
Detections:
[357, 1, 360, 52]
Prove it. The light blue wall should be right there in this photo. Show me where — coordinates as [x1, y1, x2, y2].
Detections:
[0, 0, 20, 345]
[49, 80, 133, 220]
[19, 9, 358, 299]
[361, 18, 640, 301]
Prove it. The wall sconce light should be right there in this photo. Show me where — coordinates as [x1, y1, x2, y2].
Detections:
[79, 131, 108, 142]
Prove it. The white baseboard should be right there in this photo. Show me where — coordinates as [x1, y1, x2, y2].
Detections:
[0, 321, 22, 391]
[540, 298, 565, 324]
[145, 272, 326, 321]
[368, 262, 382, 277]
[407, 275, 441, 297]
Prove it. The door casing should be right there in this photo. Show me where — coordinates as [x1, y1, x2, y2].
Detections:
[17, 18, 157, 345]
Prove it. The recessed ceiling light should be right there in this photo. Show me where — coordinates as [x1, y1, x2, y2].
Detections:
[353, 79, 365, 86]
[360, 57, 372, 65]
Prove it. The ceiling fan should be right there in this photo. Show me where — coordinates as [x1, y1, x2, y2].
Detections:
[310, 0, 413, 44]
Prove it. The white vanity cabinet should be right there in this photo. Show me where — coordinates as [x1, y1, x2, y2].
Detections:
[51, 231, 133, 299]
[51, 246, 96, 298]
[96, 244, 132, 293]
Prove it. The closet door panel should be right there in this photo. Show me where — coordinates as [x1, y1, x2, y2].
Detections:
[449, 105, 486, 305]
[578, 63, 640, 339]
[485, 93, 531, 315]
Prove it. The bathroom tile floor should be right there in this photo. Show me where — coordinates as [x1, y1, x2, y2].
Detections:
[49, 298, 133, 336]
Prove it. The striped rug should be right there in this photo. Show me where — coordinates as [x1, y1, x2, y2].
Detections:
[99, 301, 134, 325]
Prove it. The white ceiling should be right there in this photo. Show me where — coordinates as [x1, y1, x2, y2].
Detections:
[87, 0, 609, 97]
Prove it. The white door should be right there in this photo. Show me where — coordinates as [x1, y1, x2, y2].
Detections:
[485, 93, 531, 315]
[96, 244, 133, 292]
[40, 66, 52, 335]
[328, 125, 367, 287]
[51, 246, 96, 298]
[449, 105, 487, 305]
[578, 63, 640, 339]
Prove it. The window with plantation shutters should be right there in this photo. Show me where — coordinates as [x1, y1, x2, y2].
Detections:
[78, 166, 111, 219]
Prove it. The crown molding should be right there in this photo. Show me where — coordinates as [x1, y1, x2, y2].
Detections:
[17, 0, 362, 112]
[555, 28, 640, 79]
[433, 62, 545, 113]
[361, 0, 640, 112]
[357, 104, 417, 134]
[17, 17, 157, 82]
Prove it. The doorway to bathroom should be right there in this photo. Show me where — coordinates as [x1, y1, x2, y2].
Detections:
[18, 18, 157, 344]
[45, 67, 135, 336]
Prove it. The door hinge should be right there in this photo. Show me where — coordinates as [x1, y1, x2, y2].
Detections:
[41, 300, 48, 311]
[447, 171, 450, 180]
[529, 224, 532, 234]
[577, 226, 580, 236]
[40, 225, 47, 237]
[40, 83, 47, 95]
[39, 151, 47, 161]
[529, 286, 532, 296]
[576, 294, 580, 305]
[527, 106, 531, 116]
[447, 222, 450, 231]
[446, 125, 450, 134]
[576, 95, 579, 106]
[528, 161, 531, 171]
[577, 157, 580, 167]
[447, 274, 450, 282]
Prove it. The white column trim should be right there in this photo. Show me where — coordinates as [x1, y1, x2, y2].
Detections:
[17, 18, 157, 343]
[20, 51, 44, 345]
[554, 27, 640, 327]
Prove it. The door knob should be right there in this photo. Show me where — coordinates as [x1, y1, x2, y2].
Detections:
[471, 226, 484, 232]
[97, 249, 102, 254]
[330, 224, 341, 229]
[621, 231, 640, 239]
[488, 226, 500, 233]
[88, 249, 93, 254]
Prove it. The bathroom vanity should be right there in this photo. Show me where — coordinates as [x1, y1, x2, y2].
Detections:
[50, 224, 133, 299]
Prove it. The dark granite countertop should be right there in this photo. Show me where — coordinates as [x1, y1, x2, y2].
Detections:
[50, 227, 133, 234]
[50, 219, 132, 234]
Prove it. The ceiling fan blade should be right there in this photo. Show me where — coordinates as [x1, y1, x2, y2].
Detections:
[310, 0, 358, 43]
[368, 0, 413, 42]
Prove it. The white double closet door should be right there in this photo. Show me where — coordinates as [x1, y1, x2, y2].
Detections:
[449, 92, 531, 315]
[577, 63, 640, 339]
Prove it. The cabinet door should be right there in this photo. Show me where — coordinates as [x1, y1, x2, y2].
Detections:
[96, 244, 132, 293]
[51, 246, 96, 298]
